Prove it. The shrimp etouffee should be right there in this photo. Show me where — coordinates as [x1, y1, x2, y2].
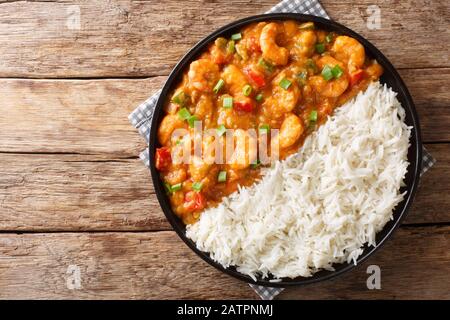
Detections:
[155, 20, 383, 224]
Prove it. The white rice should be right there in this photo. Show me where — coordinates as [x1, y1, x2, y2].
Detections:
[186, 82, 411, 280]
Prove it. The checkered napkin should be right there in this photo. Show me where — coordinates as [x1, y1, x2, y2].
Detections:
[128, 0, 436, 300]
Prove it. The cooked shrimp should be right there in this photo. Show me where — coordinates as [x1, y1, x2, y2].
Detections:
[295, 30, 317, 57]
[316, 55, 345, 70]
[283, 21, 299, 38]
[365, 61, 384, 80]
[278, 113, 304, 149]
[262, 72, 301, 117]
[228, 129, 257, 170]
[217, 107, 254, 129]
[157, 114, 187, 145]
[188, 58, 220, 92]
[189, 156, 212, 182]
[221, 65, 248, 95]
[332, 36, 365, 72]
[195, 95, 213, 127]
[309, 74, 349, 98]
[309, 55, 349, 98]
[189, 134, 224, 181]
[162, 164, 187, 185]
[260, 23, 289, 66]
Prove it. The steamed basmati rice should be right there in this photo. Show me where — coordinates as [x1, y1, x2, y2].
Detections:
[186, 82, 411, 280]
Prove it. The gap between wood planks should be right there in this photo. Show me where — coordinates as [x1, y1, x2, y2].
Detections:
[0, 66, 447, 80]
[0, 222, 449, 234]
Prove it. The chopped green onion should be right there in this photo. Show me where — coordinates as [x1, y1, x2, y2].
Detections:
[170, 183, 182, 192]
[187, 115, 199, 128]
[242, 84, 252, 96]
[258, 58, 274, 73]
[310, 110, 318, 122]
[217, 171, 227, 182]
[192, 182, 203, 191]
[216, 124, 226, 136]
[331, 65, 344, 78]
[279, 78, 292, 90]
[178, 107, 191, 120]
[251, 159, 261, 169]
[306, 59, 318, 73]
[315, 43, 325, 54]
[227, 40, 235, 54]
[321, 65, 334, 81]
[255, 93, 264, 102]
[175, 138, 183, 145]
[213, 79, 225, 94]
[223, 96, 233, 108]
[231, 33, 242, 41]
[297, 70, 308, 86]
[299, 22, 315, 30]
[172, 91, 189, 106]
[259, 124, 270, 135]
[325, 33, 333, 43]
[164, 182, 172, 194]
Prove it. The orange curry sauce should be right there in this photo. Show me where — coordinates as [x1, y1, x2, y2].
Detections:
[155, 21, 383, 224]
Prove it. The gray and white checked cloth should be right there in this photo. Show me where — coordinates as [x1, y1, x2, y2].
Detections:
[129, 0, 436, 300]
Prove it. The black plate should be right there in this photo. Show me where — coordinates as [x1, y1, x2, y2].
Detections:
[149, 13, 422, 287]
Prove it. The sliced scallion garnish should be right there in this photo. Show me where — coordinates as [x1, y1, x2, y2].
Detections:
[321, 65, 334, 81]
[213, 79, 225, 94]
[279, 78, 292, 90]
[192, 182, 203, 191]
[217, 171, 227, 182]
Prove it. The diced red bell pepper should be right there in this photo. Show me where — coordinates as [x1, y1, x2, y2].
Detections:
[244, 67, 266, 88]
[235, 98, 255, 112]
[183, 191, 206, 212]
[155, 147, 171, 171]
[349, 69, 365, 87]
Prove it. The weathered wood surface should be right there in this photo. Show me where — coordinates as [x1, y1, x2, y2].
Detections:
[0, 77, 165, 156]
[280, 226, 450, 300]
[0, 67, 448, 158]
[0, 227, 448, 299]
[0, 0, 448, 78]
[0, 0, 449, 300]
[0, 144, 448, 232]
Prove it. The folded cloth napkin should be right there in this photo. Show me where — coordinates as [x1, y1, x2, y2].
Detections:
[129, 0, 436, 300]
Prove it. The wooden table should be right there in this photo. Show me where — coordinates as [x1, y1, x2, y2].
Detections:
[0, 0, 449, 300]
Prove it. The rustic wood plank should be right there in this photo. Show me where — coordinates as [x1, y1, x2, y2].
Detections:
[401, 68, 450, 143]
[0, 154, 169, 231]
[0, 77, 165, 156]
[0, 227, 448, 299]
[0, 144, 448, 232]
[407, 144, 450, 225]
[0, 0, 448, 78]
[0, 68, 448, 158]
[281, 226, 450, 299]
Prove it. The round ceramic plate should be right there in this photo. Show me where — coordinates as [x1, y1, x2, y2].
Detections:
[149, 13, 422, 287]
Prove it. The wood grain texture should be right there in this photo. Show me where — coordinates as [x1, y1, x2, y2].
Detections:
[0, 154, 169, 231]
[0, 77, 165, 156]
[280, 225, 450, 300]
[0, 68, 448, 158]
[0, 0, 449, 301]
[0, 144, 448, 231]
[0, 226, 448, 299]
[0, 0, 448, 78]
